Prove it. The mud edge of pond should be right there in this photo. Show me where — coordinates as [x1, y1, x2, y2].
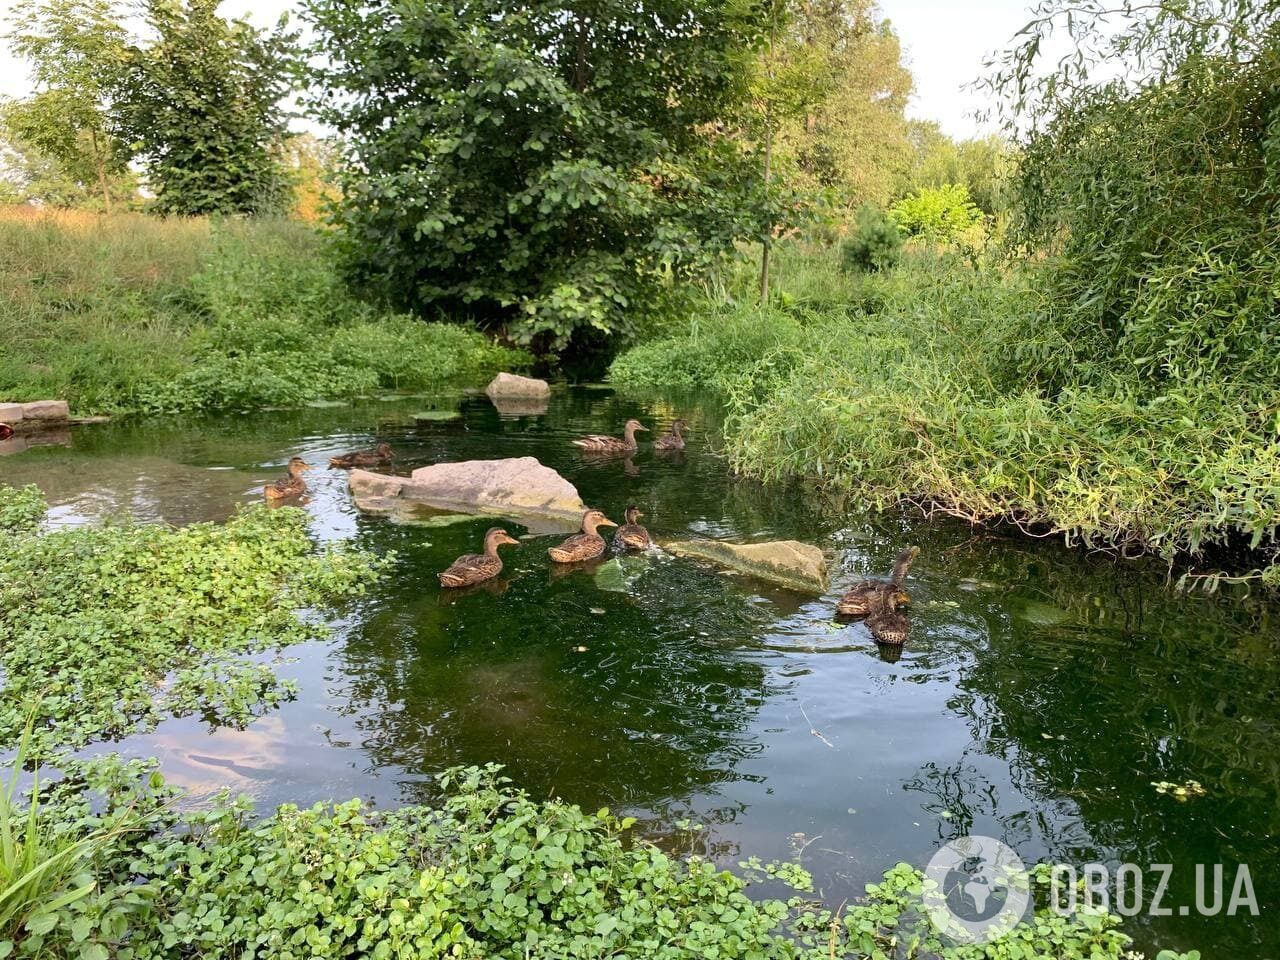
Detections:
[349, 458, 587, 533]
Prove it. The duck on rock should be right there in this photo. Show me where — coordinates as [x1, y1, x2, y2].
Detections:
[835, 546, 918, 619]
[439, 528, 519, 588]
[548, 509, 617, 563]
[653, 418, 688, 451]
[572, 419, 648, 455]
[615, 505, 651, 550]
[329, 442, 394, 469]
[264, 457, 311, 502]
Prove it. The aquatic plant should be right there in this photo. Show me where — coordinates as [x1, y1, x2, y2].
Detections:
[0, 487, 389, 751]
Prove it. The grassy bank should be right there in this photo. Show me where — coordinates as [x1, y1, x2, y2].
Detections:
[0, 208, 527, 415]
[611, 245, 1280, 585]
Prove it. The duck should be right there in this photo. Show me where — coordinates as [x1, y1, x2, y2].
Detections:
[835, 546, 918, 619]
[329, 442, 394, 469]
[866, 590, 911, 647]
[264, 457, 311, 502]
[653, 418, 688, 451]
[615, 505, 651, 550]
[571, 419, 648, 455]
[548, 509, 617, 563]
[438, 528, 519, 588]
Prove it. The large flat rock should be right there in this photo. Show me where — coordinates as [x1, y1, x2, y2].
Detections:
[349, 457, 587, 533]
[22, 400, 70, 420]
[0, 403, 25, 423]
[664, 539, 829, 594]
[485, 373, 550, 398]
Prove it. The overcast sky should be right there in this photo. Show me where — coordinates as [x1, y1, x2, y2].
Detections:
[0, 0, 1038, 140]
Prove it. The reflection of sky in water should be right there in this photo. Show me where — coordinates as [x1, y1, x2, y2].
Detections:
[10, 389, 1279, 957]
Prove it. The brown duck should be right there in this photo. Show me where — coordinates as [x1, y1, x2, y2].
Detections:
[835, 546, 918, 618]
[866, 590, 911, 647]
[548, 509, 617, 563]
[572, 419, 648, 455]
[653, 418, 688, 451]
[264, 457, 310, 502]
[329, 442, 394, 469]
[438, 528, 519, 588]
[615, 505, 651, 550]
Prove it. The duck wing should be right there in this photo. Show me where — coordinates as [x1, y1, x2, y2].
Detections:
[439, 552, 500, 587]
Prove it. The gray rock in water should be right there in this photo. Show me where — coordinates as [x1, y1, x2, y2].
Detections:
[664, 538, 829, 594]
[485, 373, 551, 399]
[0, 403, 25, 423]
[349, 456, 587, 533]
[22, 400, 70, 421]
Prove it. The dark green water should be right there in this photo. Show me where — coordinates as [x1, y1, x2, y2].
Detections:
[4, 387, 1278, 956]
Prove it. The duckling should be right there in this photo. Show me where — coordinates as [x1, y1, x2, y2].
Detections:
[835, 546, 918, 619]
[866, 589, 911, 647]
[571, 419, 648, 455]
[264, 457, 310, 502]
[438, 528, 519, 588]
[615, 505, 651, 550]
[548, 509, 617, 563]
[329, 442, 394, 469]
[653, 418, 688, 451]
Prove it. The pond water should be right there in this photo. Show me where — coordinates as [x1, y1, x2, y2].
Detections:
[4, 386, 1278, 956]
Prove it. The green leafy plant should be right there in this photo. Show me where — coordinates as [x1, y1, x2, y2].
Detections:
[889, 183, 983, 243]
[840, 205, 902, 273]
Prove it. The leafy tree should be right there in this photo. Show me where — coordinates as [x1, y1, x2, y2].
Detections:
[987, 0, 1280, 398]
[123, 0, 296, 216]
[303, 0, 771, 351]
[0, 0, 132, 210]
[840, 203, 900, 272]
[776, 1, 914, 207]
[889, 183, 982, 242]
[901, 120, 1014, 215]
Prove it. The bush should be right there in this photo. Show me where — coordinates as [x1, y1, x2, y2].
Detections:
[889, 184, 983, 243]
[840, 205, 902, 273]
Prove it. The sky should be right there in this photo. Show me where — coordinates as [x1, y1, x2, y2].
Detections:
[0, 0, 1039, 141]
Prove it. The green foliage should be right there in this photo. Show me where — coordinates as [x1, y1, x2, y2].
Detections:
[0, 487, 388, 752]
[901, 122, 1014, 216]
[840, 205, 901, 273]
[303, 0, 770, 350]
[0, 0, 133, 210]
[0, 211, 527, 414]
[11, 762, 1166, 960]
[611, 246, 1280, 581]
[123, 0, 296, 215]
[0, 485, 46, 536]
[889, 184, 983, 243]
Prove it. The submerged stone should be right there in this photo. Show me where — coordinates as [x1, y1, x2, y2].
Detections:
[412, 410, 462, 422]
[664, 539, 829, 594]
[349, 456, 586, 533]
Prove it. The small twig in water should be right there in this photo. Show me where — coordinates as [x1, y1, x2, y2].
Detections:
[798, 702, 834, 749]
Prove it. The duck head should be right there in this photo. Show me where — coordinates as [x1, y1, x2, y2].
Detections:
[484, 528, 520, 553]
[582, 509, 618, 532]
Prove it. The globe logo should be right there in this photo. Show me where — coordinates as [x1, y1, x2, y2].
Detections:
[922, 835, 1031, 943]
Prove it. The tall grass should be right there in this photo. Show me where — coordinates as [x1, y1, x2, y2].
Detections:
[610, 244, 1280, 584]
[0, 209, 527, 414]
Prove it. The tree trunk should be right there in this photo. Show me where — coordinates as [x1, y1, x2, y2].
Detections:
[759, 124, 774, 303]
[90, 128, 112, 213]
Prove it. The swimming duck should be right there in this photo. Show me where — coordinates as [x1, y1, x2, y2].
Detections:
[615, 505, 651, 550]
[866, 590, 911, 646]
[835, 546, 918, 619]
[438, 527, 519, 588]
[571, 419, 648, 455]
[329, 442, 394, 469]
[0, 424, 12, 441]
[653, 418, 688, 451]
[548, 509, 617, 563]
[264, 457, 310, 502]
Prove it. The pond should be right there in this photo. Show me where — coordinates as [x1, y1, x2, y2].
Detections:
[4, 386, 1277, 956]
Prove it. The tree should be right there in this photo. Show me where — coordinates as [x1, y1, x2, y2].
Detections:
[1, 0, 132, 210]
[901, 120, 1014, 216]
[303, 0, 771, 351]
[123, 0, 296, 215]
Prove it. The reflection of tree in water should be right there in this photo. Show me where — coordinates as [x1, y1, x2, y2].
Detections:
[333, 520, 782, 813]
[900, 534, 1280, 951]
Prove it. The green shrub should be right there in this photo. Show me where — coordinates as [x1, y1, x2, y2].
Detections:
[0, 488, 388, 752]
[840, 205, 902, 273]
[889, 184, 983, 243]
